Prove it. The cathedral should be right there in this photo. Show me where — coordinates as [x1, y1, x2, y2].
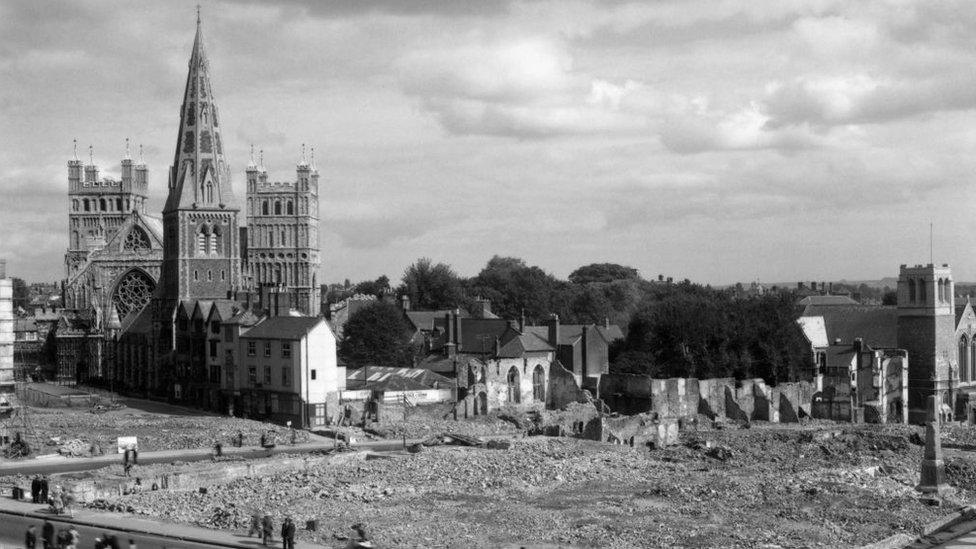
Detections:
[55, 14, 322, 388]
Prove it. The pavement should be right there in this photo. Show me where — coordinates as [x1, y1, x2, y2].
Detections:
[0, 493, 327, 549]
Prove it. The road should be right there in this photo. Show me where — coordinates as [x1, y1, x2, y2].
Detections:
[0, 513, 266, 549]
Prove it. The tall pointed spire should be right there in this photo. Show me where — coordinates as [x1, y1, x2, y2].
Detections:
[125, 138, 131, 160]
[72, 139, 79, 162]
[165, 7, 234, 213]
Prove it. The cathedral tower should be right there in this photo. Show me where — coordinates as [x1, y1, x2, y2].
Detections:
[159, 14, 241, 302]
[897, 263, 956, 422]
[245, 146, 321, 316]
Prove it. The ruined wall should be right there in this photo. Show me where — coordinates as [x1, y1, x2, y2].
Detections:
[598, 373, 815, 425]
[582, 414, 680, 448]
[548, 361, 591, 409]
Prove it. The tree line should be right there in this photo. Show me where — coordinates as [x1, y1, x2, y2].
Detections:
[331, 256, 813, 384]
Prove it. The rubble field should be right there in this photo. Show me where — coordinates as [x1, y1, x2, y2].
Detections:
[68, 422, 976, 548]
[11, 401, 308, 455]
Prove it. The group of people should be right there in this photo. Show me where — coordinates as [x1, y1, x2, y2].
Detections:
[26, 522, 133, 549]
[247, 512, 296, 547]
[29, 476, 73, 517]
[246, 513, 373, 548]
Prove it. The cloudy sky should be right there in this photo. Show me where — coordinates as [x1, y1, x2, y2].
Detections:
[3, 0, 976, 286]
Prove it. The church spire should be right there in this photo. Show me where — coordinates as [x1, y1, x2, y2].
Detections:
[165, 8, 235, 213]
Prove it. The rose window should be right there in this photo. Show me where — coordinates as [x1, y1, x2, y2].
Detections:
[113, 270, 155, 319]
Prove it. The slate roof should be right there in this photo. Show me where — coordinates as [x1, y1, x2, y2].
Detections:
[496, 331, 555, 358]
[797, 295, 860, 307]
[416, 353, 476, 375]
[407, 309, 470, 332]
[800, 305, 898, 348]
[240, 316, 325, 340]
[456, 318, 512, 353]
[525, 323, 624, 346]
[120, 305, 153, 335]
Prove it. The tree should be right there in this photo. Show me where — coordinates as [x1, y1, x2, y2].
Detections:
[465, 256, 563, 321]
[339, 301, 416, 368]
[354, 275, 390, 298]
[400, 258, 464, 310]
[568, 263, 640, 285]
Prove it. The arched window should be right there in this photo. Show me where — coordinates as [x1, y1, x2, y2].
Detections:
[71, 231, 80, 249]
[919, 279, 927, 304]
[209, 226, 221, 255]
[938, 279, 944, 303]
[112, 269, 156, 319]
[197, 224, 209, 255]
[908, 279, 916, 303]
[286, 201, 294, 215]
[72, 199, 79, 211]
[84, 199, 91, 212]
[970, 341, 976, 383]
[100, 198, 106, 211]
[281, 230, 287, 246]
[262, 201, 269, 215]
[205, 182, 214, 203]
[961, 335, 970, 382]
[506, 367, 520, 404]
[116, 198, 122, 211]
[532, 365, 545, 402]
[947, 279, 953, 302]
[269, 231, 274, 247]
[274, 201, 282, 215]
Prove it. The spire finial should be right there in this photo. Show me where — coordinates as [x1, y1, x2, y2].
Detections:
[300, 143, 307, 165]
[249, 144, 255, 168]
[197, 4, 201, 26]
[72, 139, 78, 162]
[88, 144, 94, 165]
[259, 148, 264, 170]
[138, 144, 144, 164]
[125, 138, 131, 160]
[310, 147, 316, 170]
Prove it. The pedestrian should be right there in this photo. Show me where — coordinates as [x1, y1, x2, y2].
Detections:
[261, 513, 274, 546]
[247, 510, 261, 537]
[39, 476, 49, 503]
[131, 448, 138, 464]
[123, 461, 132, 477]
[25, 524, 37, 549]
[62, 491, 74, 518]
[66, 526, 79, 549]
[236, 430, 244, 447]
[107, 534, 121, 549]
[280, 517, 295, 549]
[213, 440, 223, 457]
[31, 475, 40, 503]
[127, 539, 136, 549]
[56, 527, 68, 549]
[41, 521, 54, 549]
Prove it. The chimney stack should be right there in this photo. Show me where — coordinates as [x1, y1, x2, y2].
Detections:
[445, 312, 456, 357]
[547, 314, 560, 348]
[401, 294, 411, 311]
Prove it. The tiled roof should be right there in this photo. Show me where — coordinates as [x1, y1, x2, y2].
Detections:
[241, 316, 325, 340]
[407, 309, 469, 332]
[796, 295, 860, 307]
[525, 323, 624, 346]
[800, 305, 898, 348]
[457, 318, 512, 353]
[120, 305, 153, 335]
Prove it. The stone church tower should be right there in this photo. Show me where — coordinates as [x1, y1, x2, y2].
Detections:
[897, 263, 956, 423]
[159, 14, 242, 304]
[244, 147, 321, 316]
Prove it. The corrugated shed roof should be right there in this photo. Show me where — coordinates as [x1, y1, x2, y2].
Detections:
[346, 366, 453, 389]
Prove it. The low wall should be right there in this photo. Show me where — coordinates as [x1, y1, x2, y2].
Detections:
[582, 414, 680, 448]
[598, 374, 816, 425]
[60, 453, 366, 504]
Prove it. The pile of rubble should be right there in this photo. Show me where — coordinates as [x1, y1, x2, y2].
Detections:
[94, 424, 960, 548]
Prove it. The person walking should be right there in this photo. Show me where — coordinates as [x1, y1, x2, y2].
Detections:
[247, 510, 261, 537]
[261, 513, 274, 546]
[66, 526, 79, 549]
[31, 475, 40, 503]
[62, 491, 74, 518]
[40, 521, 54, 549]
[39, 476, 49, 503]
[25, 524, 37, 549]
[280, 517, 295, 549]
[236, 430, 244, 447]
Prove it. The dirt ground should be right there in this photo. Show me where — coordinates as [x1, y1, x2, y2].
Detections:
[68, 421, 976, 549]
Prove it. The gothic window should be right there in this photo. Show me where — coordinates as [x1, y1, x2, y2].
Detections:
[116, 198, 122, 211]
[197, 224, 209, 255]
[100, 198, 107, 211]
[532, 365, 545, 402]
[112, 269, 155, 319]
[209, 226, 221, 255]
[72, 199, 79, 211]
[938, 279, 944, 303]
[507, 367, 520, 404]
[208, 270, 213, 282]
[183, 131, 195, 153]
[71, 231, 80, 249]
[187, 103, 195, 126]
[286, 201, 294, 215]
[908, 279, 916, 302]
[269, 231, 274, 247]
[205, 181, 214, 203]
[274, 201, 282, 215]
[281, 230, 287, 246]
[123, 226, 151, 252]
[200, 77, 207, 98]
[262, 201, 269, 215]
[971, 342, 976, 383]
[947, 279, 953, 302]
[961, 335, 970, 382]
[919, 280, 927, 303]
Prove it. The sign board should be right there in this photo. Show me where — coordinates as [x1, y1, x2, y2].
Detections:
[117, 436, 138, 454]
